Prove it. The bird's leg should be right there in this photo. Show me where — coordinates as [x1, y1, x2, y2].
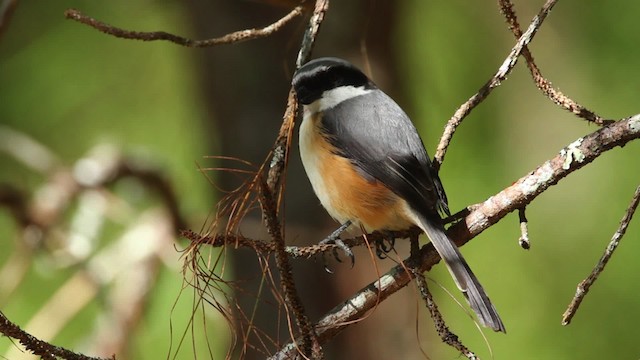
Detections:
[319, 220, 354, 270]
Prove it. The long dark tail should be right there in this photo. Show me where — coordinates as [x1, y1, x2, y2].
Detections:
[415, 212, 506, 333]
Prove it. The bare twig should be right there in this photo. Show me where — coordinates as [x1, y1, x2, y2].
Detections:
[273, 115, 640, 357]
[267, 0, 329, 203]
[498, 0, 611, 126]
[182, 228, 420, 259]
[296, 0, 330, 68]
[258, 180, 319, 358]
[413, 271, 477, 359]
[562, 184, 640, 325]
[266, 90, 298, 200]
[518, 207, 530, 249]
[0, 311, 114, 360]
[198, 3, 333, 354]
[195, 1, 331, 236]
[64, 6, 304, 47]
[433, 0, 557, 170]
[195, 3, 332, 356]
[207, 0, 331, 233]
[447, 115, 640, 243]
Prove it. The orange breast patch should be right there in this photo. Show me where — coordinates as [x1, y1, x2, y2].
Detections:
[319, 144, 412, 232]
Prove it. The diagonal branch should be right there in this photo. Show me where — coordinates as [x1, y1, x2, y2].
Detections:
[64, 5, 304, 47]
[498, 0, 611, 125]
[258, 179, 319, 358]
[273, 114, 640, 358]
[0, 311, 113, 360]
[562, 184, 640, 325]
[267, 0, 329, 203]
[413, 270, 477, 359]
[433, 0, 557, 170]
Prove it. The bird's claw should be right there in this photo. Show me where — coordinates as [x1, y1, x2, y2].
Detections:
[374, 233, 396, 259]
[319, 237, 354, 272]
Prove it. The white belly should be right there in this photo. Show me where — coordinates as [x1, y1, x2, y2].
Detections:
[299, 110, 349, 224]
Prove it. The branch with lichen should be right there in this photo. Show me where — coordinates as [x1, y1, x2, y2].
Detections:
[270, 115, 640, 358]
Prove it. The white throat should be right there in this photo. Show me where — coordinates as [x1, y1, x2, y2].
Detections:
[306, 85, 372, 114]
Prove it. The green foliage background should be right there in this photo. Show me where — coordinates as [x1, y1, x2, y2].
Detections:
[398, 1, 640, 359]
[0, 1, 217, 359]
[0, 1, 639, 359]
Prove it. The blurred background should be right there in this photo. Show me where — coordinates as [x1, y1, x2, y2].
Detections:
[1, 0, 639, 359]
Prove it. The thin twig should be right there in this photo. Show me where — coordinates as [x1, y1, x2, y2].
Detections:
[199, 4, 331, 356]
[64, 6, 304, 48]
[258, 180, 320, 359]
[267, 0, 329, 203]
[186, 3, 331, 355]
[498, 0, 612, 126]
[266, 90, 298, 201]
[518, 207, 530, 249]
[228, 3, 332, 353]
[562, 184, 640, 325]
[433, 0, 557, 170]
[181, 228, 419, 259]
[447, 115, 640, 244]
[0, 311, 114, 360]
[272, 115, 640, 357]
[413, 270, 477, 359]
[296, 0, 330, 68]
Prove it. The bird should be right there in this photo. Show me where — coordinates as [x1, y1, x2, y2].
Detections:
[291, 57, 506, 332]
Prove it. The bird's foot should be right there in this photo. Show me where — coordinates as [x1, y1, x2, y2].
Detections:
[319, 220, 354, 272]
[374, 231, 396, 259]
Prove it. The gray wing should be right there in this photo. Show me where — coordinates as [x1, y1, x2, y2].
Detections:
[320, 90, 448, 218]
[321, 90, 506, 332]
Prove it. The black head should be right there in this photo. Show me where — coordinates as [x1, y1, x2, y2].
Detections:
[292, 57, 374, 105]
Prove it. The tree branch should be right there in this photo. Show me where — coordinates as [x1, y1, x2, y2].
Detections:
[267, 0, 329, 201]
[562, 184, 640, 325]
[64, 5, 304, 47]
[272, 115, 640, 358]
[413, 270, 477, 359]
[433, 0, 557, 170]
[498, 0, 610, 125]
[0, 311, 113, 360]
